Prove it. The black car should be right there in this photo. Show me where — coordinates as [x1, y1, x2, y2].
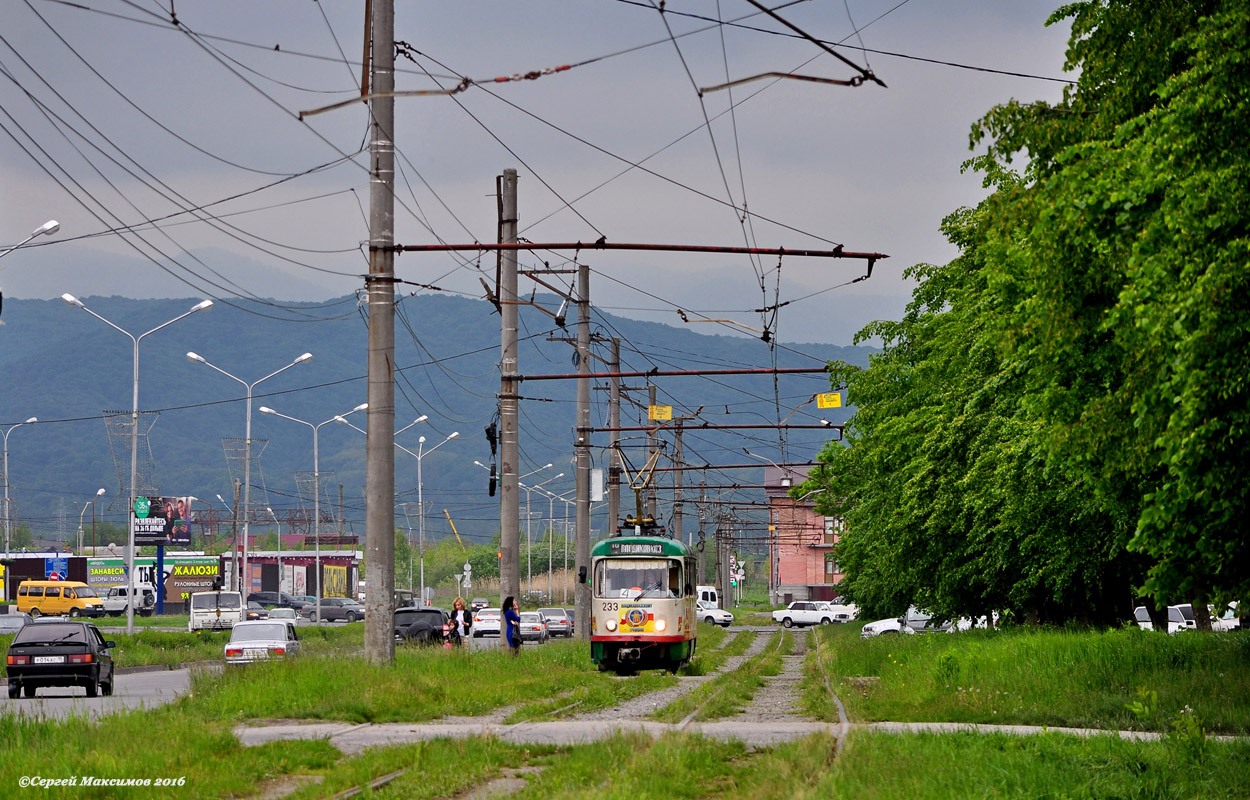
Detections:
[247, 591, 308, 612]
[394, 607, 451, 645]
[6, 619, 115, 699]
[303, 597, 365, 623]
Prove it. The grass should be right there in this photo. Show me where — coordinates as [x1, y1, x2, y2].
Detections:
[652, 630, 789, 723]
[805, 624, 1250, 733]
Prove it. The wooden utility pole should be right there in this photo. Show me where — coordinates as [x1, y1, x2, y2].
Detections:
[364, 0, 396, 664]
[499, 170, 521, 610]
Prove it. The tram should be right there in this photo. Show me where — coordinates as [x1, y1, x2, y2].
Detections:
[589, 529, 698, 674]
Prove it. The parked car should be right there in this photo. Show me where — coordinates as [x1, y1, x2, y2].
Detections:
[6, 619, 115, 698]
[518, 612, 548, 643]
[245, 601, 269, 621]
[223, 620, 302, 665]
[1134, 603, 1242, 634]
[0, 613, 32, 634]
[824, 603, 859, 623]
[101, 584, 157, 617]
[537, 608, 572, 637]
[473, 607, 502, 638]
[771, 600, 836, 628]
[188, 590, 243, 632]
[697, 600, 734, 627]
[566, 608, 575, 635]
[470, 597, 490, 612]
[394, 607, 451, 645]
[861, 607, 953, 638]
[303, 597, 365, 623]
[290, 595, 318, 608]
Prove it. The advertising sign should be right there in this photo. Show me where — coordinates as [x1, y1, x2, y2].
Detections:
[44, 556, 69, 580]
[323, 564, 348, 598]
[131, 496, 194, 546]
[166, 556, 223, 604]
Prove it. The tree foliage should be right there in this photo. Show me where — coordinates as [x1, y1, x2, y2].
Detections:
[805, 1, 1249, 621]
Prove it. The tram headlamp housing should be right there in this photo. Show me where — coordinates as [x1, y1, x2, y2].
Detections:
[655, 619, 667, 632]
[605, 618, 617, 632]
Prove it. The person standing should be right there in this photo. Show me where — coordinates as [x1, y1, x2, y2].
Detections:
[503, 595, 522, 656]
[449, 597, 473, 646]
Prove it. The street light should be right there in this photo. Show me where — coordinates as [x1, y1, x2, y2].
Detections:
[77, 488, 106, 553]
[187, 350, 312, 594]
[414, 431, 459, 605]
[62, 294, 212, 634]
[260, 402, 367, 624]
[2, 416, 37, 557]
[268, 507, 282, 593]
[519, 473, 564, 596]
[533, 484, 573, 602]
[1, 221, 60, 322]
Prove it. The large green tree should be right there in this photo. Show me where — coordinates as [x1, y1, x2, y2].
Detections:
[806, 0, 1249, 621]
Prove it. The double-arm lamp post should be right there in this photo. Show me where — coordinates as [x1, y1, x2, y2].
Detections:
[187, 351, 312, 594]
[77, 488, 106, 553]
[259, 403, 367, 624]
[62, 294, 212, 635]
[519, 473, 565, 596]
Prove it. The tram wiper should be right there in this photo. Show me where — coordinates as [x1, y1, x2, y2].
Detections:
[634, 581, 662, 601]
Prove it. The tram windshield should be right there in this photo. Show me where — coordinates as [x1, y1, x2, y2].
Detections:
[595, 558, 682, 599]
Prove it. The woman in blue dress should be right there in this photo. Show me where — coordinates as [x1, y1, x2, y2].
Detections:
[503, 595, 521, 656]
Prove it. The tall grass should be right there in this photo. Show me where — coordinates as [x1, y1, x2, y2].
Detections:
[807, 625, 1250, 733]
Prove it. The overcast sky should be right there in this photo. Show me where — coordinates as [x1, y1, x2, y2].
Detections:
[1, 0, 1073, 346]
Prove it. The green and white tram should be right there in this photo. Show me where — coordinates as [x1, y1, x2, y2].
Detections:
[589, 534, 697, 673]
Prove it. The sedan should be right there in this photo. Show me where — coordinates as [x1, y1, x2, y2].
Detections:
[0, 613, 33, 635]
[245, 601, 269, 621]
[6, 619, 115, 698]
[537, 608, 572, 637]
[473, 608, 502, 638]
[518, 612, 548, 643]
[697, 601, 734, 627]
[303, 597, 365, 623]
[266, 607, 303, 624]
[224, 620, 302, 665]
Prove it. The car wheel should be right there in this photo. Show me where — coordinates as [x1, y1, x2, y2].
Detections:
[86, 675, 99, 698]
[346, 613, 357, 623]
[70, 607, 80, 618]
[23, 684, 36, 698]
[782, 617, 794, 628]
[704, 616, 716, 625]
[821, 618, 832, 625]
[102, 676, 114, 697]
[7, 683, 19, 699]
[309, 613, 319, 623]
[28, 608, 40, 619]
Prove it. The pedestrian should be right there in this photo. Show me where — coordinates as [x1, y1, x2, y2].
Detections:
[449, 596, 473, 646]
[503, 595, 522, 656]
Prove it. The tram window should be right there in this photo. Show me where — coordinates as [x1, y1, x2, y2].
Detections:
[596, 559, 673, 598]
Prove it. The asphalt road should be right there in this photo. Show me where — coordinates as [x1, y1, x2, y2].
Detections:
[0, 666, 204, 721]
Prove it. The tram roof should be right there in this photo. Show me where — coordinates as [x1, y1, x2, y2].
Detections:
[592, 536, 693, 558]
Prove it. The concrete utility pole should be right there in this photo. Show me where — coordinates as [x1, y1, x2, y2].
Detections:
[673, 421, 685, 545]
[697, 482, 707, 583]
[499, 169, 521, 611]
[607, 338, 621, 535]
[364, 0, 397, 664]
[646, 384, 659, 521]
[574, 260, 592, 641]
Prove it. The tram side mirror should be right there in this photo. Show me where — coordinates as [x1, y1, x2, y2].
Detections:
[685, 584, 693, 595]
[578, 566, 587, 584]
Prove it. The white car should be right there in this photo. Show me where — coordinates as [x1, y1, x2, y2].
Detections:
[860, 616, 912, 637]
[861, 607, 953, 638]
[223, 620, 302, 665]
[1134, 603, 1241, 633]
[473, 607, 502, 638]
[771, 600, 837, 628]
[697, 601, 734, 627]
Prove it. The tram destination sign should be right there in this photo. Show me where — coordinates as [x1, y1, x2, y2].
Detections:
[608, 541, 664, 556]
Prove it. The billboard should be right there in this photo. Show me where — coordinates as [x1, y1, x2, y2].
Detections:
[131, 496, 194, 546]
[87, 556, 221, 603]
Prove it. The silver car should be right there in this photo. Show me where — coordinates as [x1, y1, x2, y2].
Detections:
[224, 620, 302, 665]
[473, 608, 502, 638]
[537, 608, 572, 637]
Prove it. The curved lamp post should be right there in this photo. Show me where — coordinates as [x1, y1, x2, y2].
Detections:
[260, 402, 367, 624]
[1, 221, 59, 322]
[62, 294, 212, 634]
[187, 351, 312, 594]
[2, 417, 38, 556]
[77, 487, 106, 553]
[519, 472, 564, 596]
[414, 432, 459, 605]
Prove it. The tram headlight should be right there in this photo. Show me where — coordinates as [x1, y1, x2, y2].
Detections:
[605, 618, 617, 632]
[654, 619, 667, 632]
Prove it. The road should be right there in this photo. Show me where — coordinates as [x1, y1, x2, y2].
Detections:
[0, 666, 204, 721]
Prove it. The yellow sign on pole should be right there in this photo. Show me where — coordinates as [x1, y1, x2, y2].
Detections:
[648, 405, 673, 421]
[817, 392, 842, 409]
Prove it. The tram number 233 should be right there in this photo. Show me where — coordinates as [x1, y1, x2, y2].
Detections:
[600, 602, 619, 612]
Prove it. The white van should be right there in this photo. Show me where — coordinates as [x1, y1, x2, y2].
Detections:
[102, 583, 157, 617]
[188, 591, 244, 632]
[696, 585, 719, 608]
